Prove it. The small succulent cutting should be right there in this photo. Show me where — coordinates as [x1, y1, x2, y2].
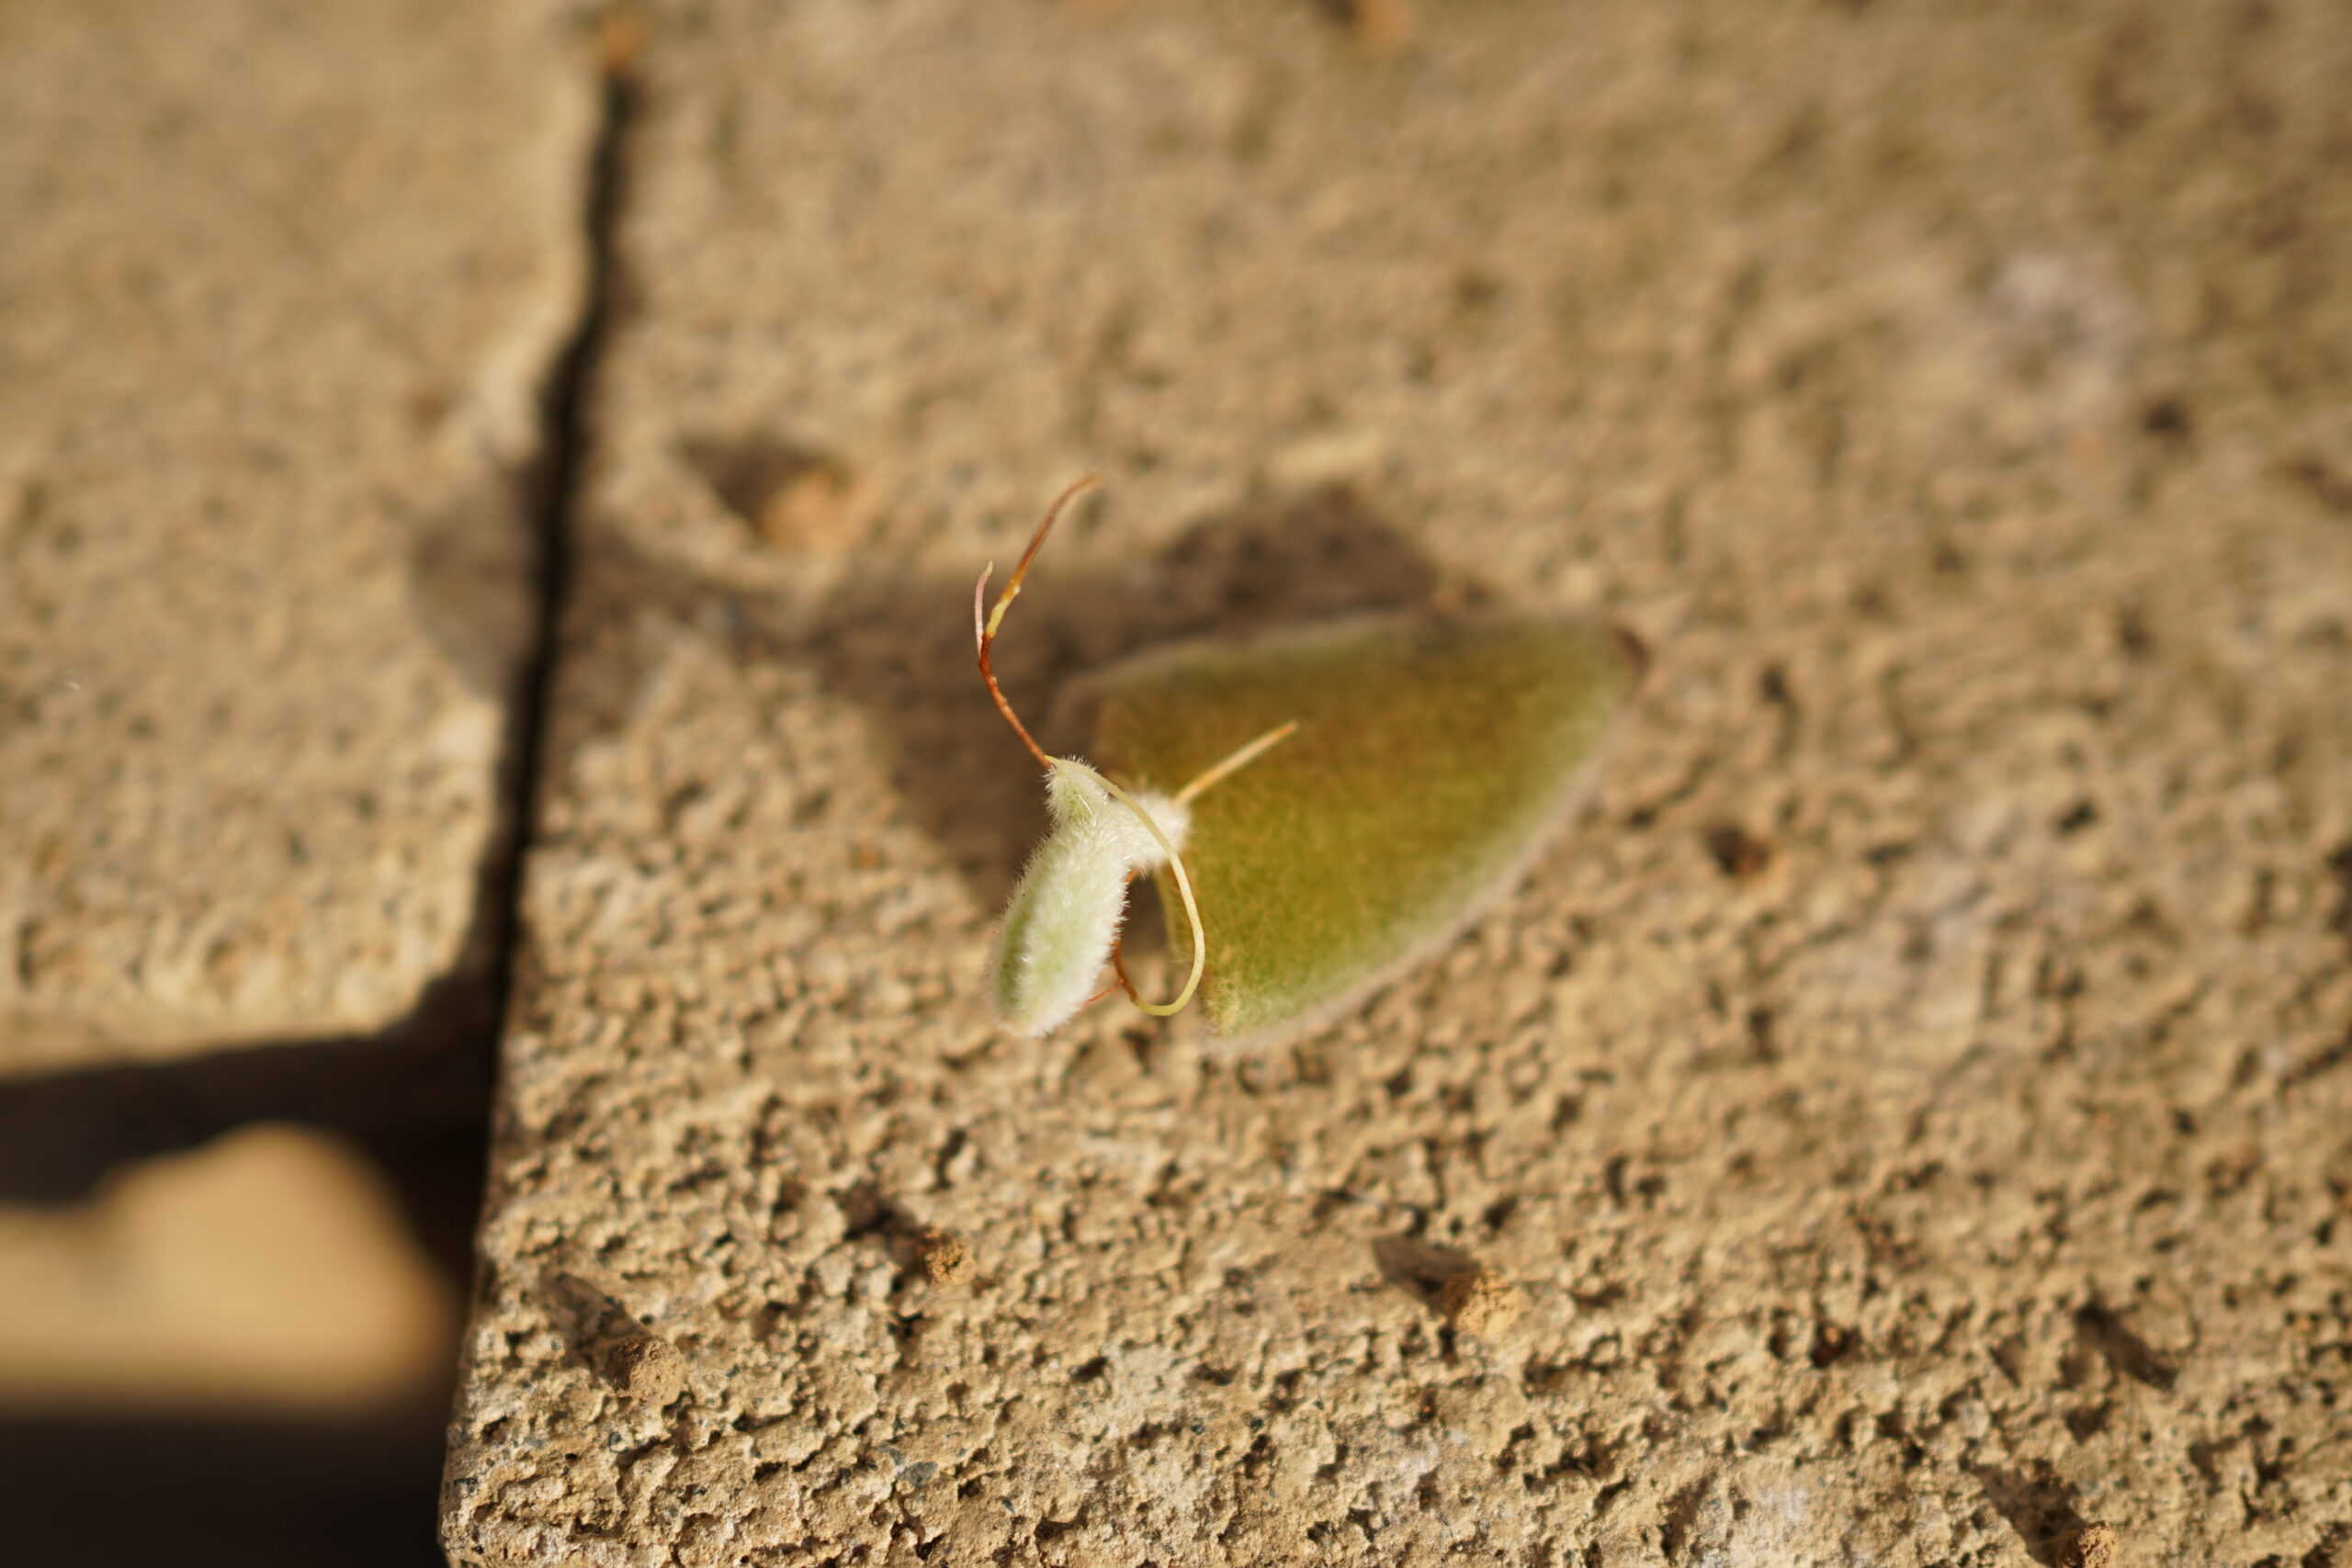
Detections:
[980, 478, 1645, 1043]
[978, 478, 1293, 1036]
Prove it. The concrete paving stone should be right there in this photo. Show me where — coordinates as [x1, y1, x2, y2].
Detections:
[446, 2, 2352, 1563]
[0, 0, 597, 1072]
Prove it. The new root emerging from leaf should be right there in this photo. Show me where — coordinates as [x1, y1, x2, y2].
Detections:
[977, 478, 1294, 1035]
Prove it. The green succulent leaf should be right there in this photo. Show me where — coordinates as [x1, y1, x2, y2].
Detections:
[1082, 615, 1641, 1040]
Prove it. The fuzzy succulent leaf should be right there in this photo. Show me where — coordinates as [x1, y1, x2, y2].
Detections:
[1082, 615, 1640, 1039]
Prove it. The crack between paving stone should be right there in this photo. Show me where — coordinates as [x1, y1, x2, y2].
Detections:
[384, 41, 645, 1299]
[481, 44, 640, 1083]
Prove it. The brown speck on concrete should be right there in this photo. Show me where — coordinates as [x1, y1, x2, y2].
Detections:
[603, 1332, 687, 1405]
[1439, 1267, 1521, 1337]
[678, 433, 876, 554]
[1702, 822, 1774, 879]
[2065, 1521, 2120, 1568]
[1315, 0, 1414, 54]
[910, 1225, 974, 1287]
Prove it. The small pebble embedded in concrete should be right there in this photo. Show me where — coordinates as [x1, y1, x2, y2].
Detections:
[602, 1333, 687, 1406]
[911, 1225, 975, 1287]
[1439, 1267, 1522, 1337]
[2066, 1522, 2120, 1568]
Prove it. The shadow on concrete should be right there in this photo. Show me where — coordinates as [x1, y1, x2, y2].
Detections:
[1371, 1232, 1482, 1312]
[0, 970, 496, 1568]
[559, 481, 1465, 905]
[0, 1399, 457, 1568]
[0, 974, 494, 1246]
[0, 998, 491, 1567]
[1971, 1461, 2092, 1568]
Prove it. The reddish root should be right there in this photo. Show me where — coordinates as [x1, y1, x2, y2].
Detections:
[975, 476, 1098, 769]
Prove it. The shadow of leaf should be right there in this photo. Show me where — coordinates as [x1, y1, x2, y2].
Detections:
[551, 483, 1461, 908]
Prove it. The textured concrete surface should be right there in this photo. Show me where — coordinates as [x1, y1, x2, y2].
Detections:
[446, 2, 2351, 1564]
[0, 0, 594, 1072]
